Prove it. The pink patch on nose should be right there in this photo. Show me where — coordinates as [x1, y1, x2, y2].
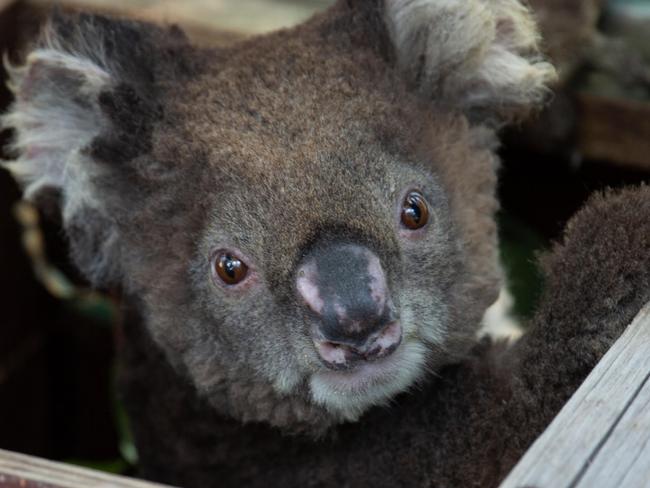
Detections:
[333, 301, 348, 322]
[367, 254, 387, 312]
[296, 263, 324, 315]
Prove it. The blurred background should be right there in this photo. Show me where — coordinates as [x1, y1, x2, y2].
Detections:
[0, 0, 648, 475]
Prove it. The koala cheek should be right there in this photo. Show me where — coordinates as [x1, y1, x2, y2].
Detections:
[398, 226, 430, 241]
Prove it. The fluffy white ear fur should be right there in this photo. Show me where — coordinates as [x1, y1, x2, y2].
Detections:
[384, 0, 557, 123]
[1, 22, 124, 286]
[1, 23, 110, 203]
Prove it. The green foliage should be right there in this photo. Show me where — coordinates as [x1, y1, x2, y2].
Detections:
[498, 211, 546, 320]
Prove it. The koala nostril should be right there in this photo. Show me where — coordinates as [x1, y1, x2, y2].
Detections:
[372, 321, 402, 355]
[313, 321, 402, 369]
[314, 341, 352, 367]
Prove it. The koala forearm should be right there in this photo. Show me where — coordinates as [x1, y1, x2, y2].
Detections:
[510, 185, 650, 404]
[472, 185, 650, 483]
[416, 186, 650, 486]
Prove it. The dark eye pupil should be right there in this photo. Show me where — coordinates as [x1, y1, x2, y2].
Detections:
[405, 201, 422, 223]
[401, 191, 429, 230]
[222, 255, 239, 278]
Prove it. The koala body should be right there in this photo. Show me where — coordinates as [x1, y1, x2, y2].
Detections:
[4, 1, 649, 487]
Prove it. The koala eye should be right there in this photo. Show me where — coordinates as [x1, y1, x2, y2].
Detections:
[214, 252, 249, 285]
[401, 191, 429, 230]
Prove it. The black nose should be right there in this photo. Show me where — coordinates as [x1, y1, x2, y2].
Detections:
[296, 243, 401, 368]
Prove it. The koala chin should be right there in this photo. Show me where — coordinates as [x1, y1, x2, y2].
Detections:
[2, 1, 555, 434]
[309, 339, 430, 420]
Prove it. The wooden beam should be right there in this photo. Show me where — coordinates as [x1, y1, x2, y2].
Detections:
[0, 0, 15, 13]
[500, 301, 650, 488]
[578, 94, 650, 172]
[0, 449, 175, 488]
[27, 0, 333, 36]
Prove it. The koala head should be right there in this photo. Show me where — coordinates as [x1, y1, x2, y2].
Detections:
[2, 1, 554, 432]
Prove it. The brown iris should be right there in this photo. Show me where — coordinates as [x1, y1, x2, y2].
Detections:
[401, 191, 429, 230]
[215, 253, 249, 285]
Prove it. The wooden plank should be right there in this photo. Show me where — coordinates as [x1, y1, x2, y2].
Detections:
[500, 302, 650, 488]
[616, 426, 650, 488]
[28, 0, 334, 35]
[578, 94, 650, 171]
[0, 449, 175, 488]
[0, 0, 15, 13]
[0, 473, 58, 488]
[576, 378, 650, 487]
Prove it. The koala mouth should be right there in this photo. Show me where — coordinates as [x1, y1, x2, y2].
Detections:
[314, 339, 405, 388]
[308, 337, 426, 420]
[312, 321, 403, 370]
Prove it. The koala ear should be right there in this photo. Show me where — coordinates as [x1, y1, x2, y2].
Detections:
[383, 0, 557, 124]
[2, 13, 181, 285]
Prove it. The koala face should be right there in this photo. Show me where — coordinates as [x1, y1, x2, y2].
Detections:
[187, 137, 460, 421]
[192, 163, 456, 422]
[141, 62, 471, 425]
[2, 1, 554, 431]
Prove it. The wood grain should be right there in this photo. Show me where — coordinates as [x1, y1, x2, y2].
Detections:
[500, 302, 650, 488]
[28, 0, 334, 35]
[0, 0, 15, 13]
[0, 449, 175, 488]
[577, 377, 650, 487]
[578, 94, 650, 171]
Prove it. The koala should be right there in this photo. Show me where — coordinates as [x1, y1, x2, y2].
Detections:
[2, 0, 554, 427]
[4, 1, 648, 487]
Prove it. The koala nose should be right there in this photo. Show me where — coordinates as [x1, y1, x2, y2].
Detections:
[296, 243, 402, 369]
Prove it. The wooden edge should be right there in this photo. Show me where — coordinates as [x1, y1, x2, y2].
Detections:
[18, 0, 247, 47]
[0, 0, 16, 13]
[500, 301, 650, 488]
[577, 93, 650, 172]
[0, 449, 176, 488]
[24, 0, 330, 44]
